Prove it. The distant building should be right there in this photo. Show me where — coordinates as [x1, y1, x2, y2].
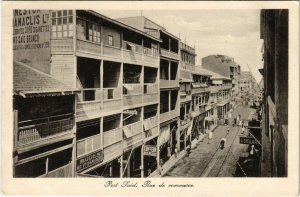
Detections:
[201, 55, 241, 97]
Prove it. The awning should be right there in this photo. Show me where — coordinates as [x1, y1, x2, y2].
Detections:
[123, 126, 132, 138]
[123, 84, 133, 91]
[191, 110, 200, 118]
[159, 125, 170, 146]
[192, 83, 201, 88]
[205, 116, 213, 121]
[205, 105, 212, 111]
[180, 78, 194, 83]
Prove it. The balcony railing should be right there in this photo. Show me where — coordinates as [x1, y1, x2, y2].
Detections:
[39, 163, 73, 177]
[144, 116, 158, 130]
[144, 83, 159, 104]
[160, 79, 179, 89]
[103, 128, 122, 147]
[123, 121, 143, 149]
[160, 109, 179, 123]
[122, 41, 143, 64]
[76, 133, 102, 158]
[123, 84, 143, 108]
[143, 54, 159, 68]
[77, 39, 101, 56]
[160, 48, 179, 60]
[76, 88, 102, 121]
[102, 88, 122, 112]
[180, 93, 192, 103]
[51, 38, 73, 53]
[18, 114, 73, 146]
[103, 44, 122, 58]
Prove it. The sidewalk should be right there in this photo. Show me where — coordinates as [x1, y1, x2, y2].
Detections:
[148, 124, 218, 178]
[148, 132, 209, 178]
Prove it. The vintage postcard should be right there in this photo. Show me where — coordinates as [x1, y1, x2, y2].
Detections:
[2, 1, 299, 196]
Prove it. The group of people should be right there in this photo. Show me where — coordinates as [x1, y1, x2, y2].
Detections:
[233, 114, 246, 134]
[220, 114, 247, 149]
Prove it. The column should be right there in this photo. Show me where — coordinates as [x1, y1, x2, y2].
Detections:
[141, 144, 144, 178]
[119, 155, 123, 178]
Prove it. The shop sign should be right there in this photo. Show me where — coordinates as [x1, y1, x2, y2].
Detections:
[144, 145, 157, 157]
[76, 150, 104, 172]
[239, 137, 259, 145]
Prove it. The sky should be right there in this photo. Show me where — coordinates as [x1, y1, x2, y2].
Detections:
[98, 10, 263, 83]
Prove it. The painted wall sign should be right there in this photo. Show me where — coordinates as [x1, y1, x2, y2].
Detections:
[13, 10, 51, 73]
[144, 145, 157, 157]
[76, 150, 104, 172]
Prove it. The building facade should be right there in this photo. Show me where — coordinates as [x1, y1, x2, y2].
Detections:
[260, 9, 288, 177]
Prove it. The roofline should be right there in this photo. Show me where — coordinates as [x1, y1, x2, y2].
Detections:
[86, 10, 161, 42]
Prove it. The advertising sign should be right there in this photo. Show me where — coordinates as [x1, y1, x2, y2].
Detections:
[239, 137, 259, 145]
[144, 145, 157, 157]
[13, 10, 51, 73]
[76, 150, 104, 172]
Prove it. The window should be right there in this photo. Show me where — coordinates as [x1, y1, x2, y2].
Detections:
[51, 10, 73, 38]
[108, 36, 113, 46]
[76, 19, 100, 43]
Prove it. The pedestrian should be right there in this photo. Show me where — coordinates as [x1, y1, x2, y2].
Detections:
[227, 127, 230, 134]
[241, 125, 245, 134]
[220, 138, 226, 149]
[239, 119, 242, 127]
[208, 130, 213, 144]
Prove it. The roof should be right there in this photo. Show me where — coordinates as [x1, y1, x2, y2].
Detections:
[193, 66, 231, 80]
[116, 15, 180, 40]
[192, 67, 213, 76]
[13, 61, 79, 97]
[87, 11, 161, 42]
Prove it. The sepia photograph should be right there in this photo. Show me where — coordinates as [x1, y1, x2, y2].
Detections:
[2, 1, 299, 196]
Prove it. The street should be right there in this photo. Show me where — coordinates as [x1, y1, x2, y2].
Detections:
[164, 104, 255, 177]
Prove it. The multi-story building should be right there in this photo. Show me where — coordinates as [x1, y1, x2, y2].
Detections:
[260, 9, 288, 177]
[14, 10, 162, 178]
[207, 71, 233, 121]
[117, 15, 181, 175]
[201, 54, 241, 97]
[13, 61, 79, 177]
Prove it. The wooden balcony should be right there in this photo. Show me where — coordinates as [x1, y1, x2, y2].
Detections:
[160, 48, 179, 60]
[160, 109, 179, 123]
[144, 116, 158, 130]
[51, 38, 73, 53]
[123, 121, 143, 150]
[191, 87, 209, 95]
[76, 88, 102, 122]
[76, 133, 102, 158]
[180, 119, 192, 131]
[143, 54, 159, 68]
[103, 128, 122, 147]
[102, 88, 122, 113]
[103, 141, 122, 164]
[123, 84, 143, 108]
[180, 93, 192, 103]
[123, 49, 143, 65]
[160, 79, 179, 89]
[143, 126, 159, 142]
[103, 45, 122, 60]
[39, 163, 73, 177]
[143, 116, 159, 141]
[17, 115, 73, 147]
[181, 62, 195, 71]
[76, 39, 101, 57]
[144, 83, 159, 104]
